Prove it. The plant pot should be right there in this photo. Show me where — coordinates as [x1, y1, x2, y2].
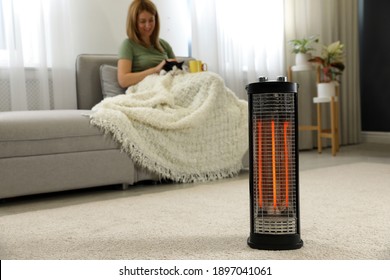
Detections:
[317, 82, 336, 98]
[295, 53, 312, 66]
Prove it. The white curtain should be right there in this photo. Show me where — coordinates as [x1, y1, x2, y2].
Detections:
[0, 0, 77, 111]
[190, 0, 285, 100]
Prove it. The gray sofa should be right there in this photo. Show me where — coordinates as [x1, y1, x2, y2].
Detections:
[0, 54, 158, 199]
[0, 54, 248, 199]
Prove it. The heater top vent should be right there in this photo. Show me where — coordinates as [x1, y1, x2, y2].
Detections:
[259, 76, 287, 83]
[246, 78, 298, 95]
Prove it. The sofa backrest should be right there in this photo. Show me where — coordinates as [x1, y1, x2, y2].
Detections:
[76, 54, 118, 110]
[75, 54, 193, 110]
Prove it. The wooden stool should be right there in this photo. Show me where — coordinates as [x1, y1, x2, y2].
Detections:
[313, 94, 340, 156]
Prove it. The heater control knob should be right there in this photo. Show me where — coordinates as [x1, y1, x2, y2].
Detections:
[277, 76, 288, 82]
[258, 76, 268, 82]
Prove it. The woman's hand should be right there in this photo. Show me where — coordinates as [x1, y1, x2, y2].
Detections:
[154, 59, 176, 72]
[118, 58, 178, 88]
[154, 60, 167, 73]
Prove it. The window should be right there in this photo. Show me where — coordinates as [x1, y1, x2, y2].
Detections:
[0, 0, 5, 49]
[0, 0, 51, 67]
[190, 0, 285, 99]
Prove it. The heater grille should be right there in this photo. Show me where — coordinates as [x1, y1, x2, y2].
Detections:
[252, 92, 297, 234]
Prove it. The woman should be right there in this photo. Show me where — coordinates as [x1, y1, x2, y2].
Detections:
[117, 0, 177, 88]
[93, 1, 248, 184]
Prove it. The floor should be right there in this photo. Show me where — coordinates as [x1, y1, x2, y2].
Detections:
[298, 142, 390, 171]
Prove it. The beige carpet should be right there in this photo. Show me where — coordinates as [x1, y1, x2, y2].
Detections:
[0, 162, 389, 260]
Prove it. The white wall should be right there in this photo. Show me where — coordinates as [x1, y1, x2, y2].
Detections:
[68, 0, 190, 58]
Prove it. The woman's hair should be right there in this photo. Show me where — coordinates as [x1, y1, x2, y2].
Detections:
[126, 0, 163, 52]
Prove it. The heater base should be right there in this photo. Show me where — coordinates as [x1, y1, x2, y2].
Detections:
[247, 233, 303, 250]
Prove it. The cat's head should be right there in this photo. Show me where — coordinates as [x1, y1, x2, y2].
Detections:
[163, 60, 184, 72]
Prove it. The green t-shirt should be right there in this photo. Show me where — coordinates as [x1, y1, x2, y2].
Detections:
[119, 38, 175, 72]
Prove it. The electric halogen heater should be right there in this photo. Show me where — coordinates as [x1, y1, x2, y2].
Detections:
[246, 77, 303, 250]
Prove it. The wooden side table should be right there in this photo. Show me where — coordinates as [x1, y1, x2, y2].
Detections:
[313, 85, 340, 156]
[288, 65, 340, 155]
[287, 65, 319, 133]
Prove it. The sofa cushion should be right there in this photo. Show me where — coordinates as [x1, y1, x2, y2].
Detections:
[100, 64, 126, 98]
[0, 110, 119, 159]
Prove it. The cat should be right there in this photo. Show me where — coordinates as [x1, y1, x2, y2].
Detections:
[162, 60, 184, 72]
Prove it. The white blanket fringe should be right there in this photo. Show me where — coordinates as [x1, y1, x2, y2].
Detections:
[90, 70, 248, 183]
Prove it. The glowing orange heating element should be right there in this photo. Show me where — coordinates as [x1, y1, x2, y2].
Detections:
[258, 120, 291, 212]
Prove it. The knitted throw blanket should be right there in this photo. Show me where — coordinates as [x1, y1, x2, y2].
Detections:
[90, 71, 248, 183]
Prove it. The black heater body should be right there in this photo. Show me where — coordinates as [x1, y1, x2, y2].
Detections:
[246, 77, 303, 250]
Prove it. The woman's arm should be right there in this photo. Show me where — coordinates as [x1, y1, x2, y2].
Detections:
[117, 59, 167, 88]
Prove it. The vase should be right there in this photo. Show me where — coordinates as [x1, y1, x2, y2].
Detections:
[317, 82, 336, 98]
[295, 53, 312, 67]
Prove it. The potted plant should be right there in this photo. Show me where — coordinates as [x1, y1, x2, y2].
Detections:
[288, 35, 319, 66]
[309, 41, 345, 98]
